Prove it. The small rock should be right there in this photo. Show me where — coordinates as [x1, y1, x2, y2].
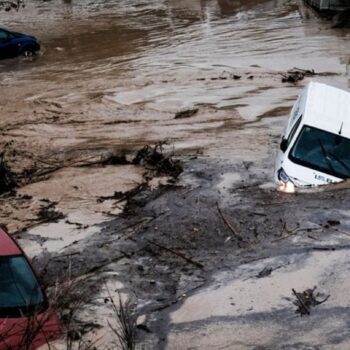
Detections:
[327, 220, 340, 226]
[256, 266, 273, 278]
[175, 108, 199, 119]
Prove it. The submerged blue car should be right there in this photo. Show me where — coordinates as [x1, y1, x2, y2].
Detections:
[0, 27, 40, 59]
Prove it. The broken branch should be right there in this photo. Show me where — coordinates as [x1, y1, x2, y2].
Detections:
[292, 288, 310, 315]
[147, 239, 204, 269]
[216, 202, 243, 241]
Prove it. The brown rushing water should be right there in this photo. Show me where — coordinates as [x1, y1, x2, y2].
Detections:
[1, 3, 350, 349]
[1, 0, 350, 102]
[0, 0, 350, 234]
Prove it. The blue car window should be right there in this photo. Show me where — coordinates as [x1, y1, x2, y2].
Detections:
[0, 30, 8, 41]
[0, 256, 46, 316]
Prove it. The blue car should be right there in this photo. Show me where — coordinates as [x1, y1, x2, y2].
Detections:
[0, 27, 40, 59]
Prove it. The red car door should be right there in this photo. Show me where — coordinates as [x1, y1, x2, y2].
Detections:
[0, 310, 61, 350]
[0, 236, 62, 350]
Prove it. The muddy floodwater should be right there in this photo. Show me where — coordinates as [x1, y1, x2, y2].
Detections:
[2, 0, 350, 349]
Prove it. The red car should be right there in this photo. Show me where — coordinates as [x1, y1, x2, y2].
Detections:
[0, 227, 62, 350]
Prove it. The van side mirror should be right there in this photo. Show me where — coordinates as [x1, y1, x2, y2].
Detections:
[280, 138, 288, 152]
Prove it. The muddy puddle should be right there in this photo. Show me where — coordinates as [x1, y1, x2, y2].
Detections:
[1, 0, 350, 349]
[168, 248, 350, 349]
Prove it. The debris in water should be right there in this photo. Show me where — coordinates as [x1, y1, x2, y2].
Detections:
[0, 0, 24, 11]
[101, 153, 129, 166]
[256, 266, 273, 278]
[175, 108, 199, 120]
[97, 183, 146, 203]
[326, 219, 341, 226]
[97, 144, 182, 207]
[292, 287, 330, 316]
[37, 202, 65, 224]
[0, 148, 17, 194]
[133, 143, 183, 178]
[255, 264, 285, 278]
[281, 67, 315, 84]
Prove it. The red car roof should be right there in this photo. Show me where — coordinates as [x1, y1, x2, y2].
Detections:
[0, 227, 22, 256]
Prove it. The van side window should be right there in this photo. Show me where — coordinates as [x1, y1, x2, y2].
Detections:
[287, 116, 302, 147]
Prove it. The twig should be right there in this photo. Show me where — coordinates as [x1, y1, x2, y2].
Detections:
[292, 288, 310, 315]
[106, 288, 136, 350]
[335, 228, 350, 237]
[317, 294, 330, 305]
[251, 212, 267, 217]
[216, 202, 243, 241]
[312, 247, 336, 251]
[273, 223, 322, 242]
[147, 240, 204, 269]
[51, 252, 81, 260]
[150, 280, 206, 312]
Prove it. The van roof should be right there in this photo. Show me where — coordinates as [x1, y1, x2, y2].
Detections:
[304, 82, 350, 138]
[0, 227, 22, 256]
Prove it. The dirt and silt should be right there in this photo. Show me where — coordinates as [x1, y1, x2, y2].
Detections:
[2, 0, 350, 348]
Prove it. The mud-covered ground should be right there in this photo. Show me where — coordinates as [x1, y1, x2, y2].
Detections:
[2, 0, 350, 349]
[34, 156, 350, 349]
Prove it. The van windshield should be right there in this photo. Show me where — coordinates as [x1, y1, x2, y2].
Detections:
[0, 256, 46, 317]
[289, 125, 350, 179]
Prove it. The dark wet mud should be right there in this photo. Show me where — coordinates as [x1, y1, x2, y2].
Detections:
[1, 0, 350, 348]
[34, 156, 350, 349]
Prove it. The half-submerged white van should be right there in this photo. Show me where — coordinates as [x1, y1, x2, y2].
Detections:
[275, 82, 350, 192]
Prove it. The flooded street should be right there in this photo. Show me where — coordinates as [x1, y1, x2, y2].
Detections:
[1, 0, 350, 232]
[2, 0, 350, 147]
[2, 0, 350, 349]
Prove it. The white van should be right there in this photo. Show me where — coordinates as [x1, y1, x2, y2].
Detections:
[275, 82, 350, 192]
